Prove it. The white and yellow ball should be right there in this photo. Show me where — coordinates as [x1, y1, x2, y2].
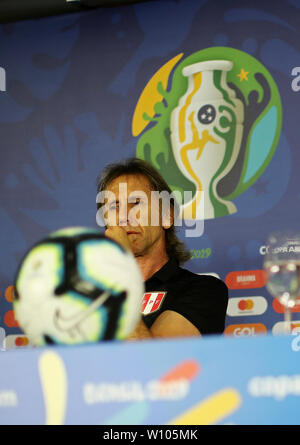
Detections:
[14, 227, 144, 346]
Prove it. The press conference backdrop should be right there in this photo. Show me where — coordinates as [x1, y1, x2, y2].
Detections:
[1, 0, 300, 349]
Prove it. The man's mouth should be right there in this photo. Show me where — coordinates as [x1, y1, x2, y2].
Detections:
[126, 231, 139, 235]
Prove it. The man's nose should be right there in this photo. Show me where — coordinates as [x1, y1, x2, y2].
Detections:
[118, 203, 128, 226]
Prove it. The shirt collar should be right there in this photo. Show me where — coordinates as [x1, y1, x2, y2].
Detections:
[146, 257, 179, 284]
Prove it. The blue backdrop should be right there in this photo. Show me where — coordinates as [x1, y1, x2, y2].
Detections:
[1, 0, 300, 346]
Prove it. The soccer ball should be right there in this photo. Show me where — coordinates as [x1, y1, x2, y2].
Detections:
[13, 227, 144, 346]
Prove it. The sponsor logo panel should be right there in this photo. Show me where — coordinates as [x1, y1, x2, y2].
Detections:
[272, 297, 300, 314]
[3, 310, 19, 328]
[4, 335, 31, 349]
[225, 323, 267, 337]
[225, 270, 266, 289]
[4, 285, 15, 302]
[272, 321, 300, 335]
[227, 296, 268, 316]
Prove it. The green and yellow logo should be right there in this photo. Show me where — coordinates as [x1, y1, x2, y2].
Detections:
[132, 47, 282, 220]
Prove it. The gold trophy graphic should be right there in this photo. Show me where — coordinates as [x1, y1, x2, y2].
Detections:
[170, 60, 244, 220]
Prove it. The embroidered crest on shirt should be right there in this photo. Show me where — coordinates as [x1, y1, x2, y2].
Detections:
[141, 292, 166, 315]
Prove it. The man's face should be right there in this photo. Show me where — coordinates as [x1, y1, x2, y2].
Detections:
[104, 174, 168, 257]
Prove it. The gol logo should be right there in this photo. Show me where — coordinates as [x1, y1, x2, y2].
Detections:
[225, 323, 267, 337]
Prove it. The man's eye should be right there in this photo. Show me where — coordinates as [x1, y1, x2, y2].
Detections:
[133, 199, 143, 206]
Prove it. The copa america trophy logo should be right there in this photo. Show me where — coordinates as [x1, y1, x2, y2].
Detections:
[170, 60, 244, 220]
[133, 47, 282, 222]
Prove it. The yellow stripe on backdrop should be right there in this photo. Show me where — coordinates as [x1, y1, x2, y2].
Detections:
[169, 388, 242, 425]
[38, 351, 68, 425]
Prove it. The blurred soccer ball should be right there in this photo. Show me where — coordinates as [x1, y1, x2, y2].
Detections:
[14, 227, 144, 346]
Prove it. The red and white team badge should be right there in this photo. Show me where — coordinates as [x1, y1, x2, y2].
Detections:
[141, 292, 166, 315]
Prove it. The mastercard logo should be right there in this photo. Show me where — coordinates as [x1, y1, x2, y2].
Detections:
[227, 296, 267, 316]
[225, 323, 267, 337]
[238, 299, 254, 310]
[4, 335, 31, 349]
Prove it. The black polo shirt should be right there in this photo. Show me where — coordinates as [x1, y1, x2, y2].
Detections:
[142, 258, 228, 335]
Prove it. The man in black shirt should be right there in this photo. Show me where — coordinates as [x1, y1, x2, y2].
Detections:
[97, 158, 228, 339]
[143, 258, 228, 336]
